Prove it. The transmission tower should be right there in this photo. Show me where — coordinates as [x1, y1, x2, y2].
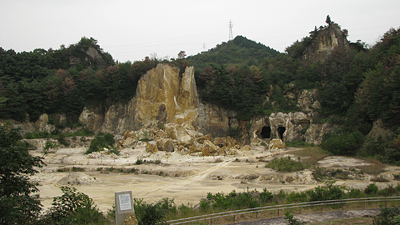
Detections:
[229, 20, 233, 41]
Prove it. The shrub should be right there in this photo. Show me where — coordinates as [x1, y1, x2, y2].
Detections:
[43, 141, 59, 155]
[139, 131, 151, 142]
[86, 132, 114, 154]
[347, 188, 366, 198]
[284, 211, 306, 225]
[364, 183, 379, 195]
[57, 134, 70, 147]
[260, 188, 273, 203]
[199, 199, 211, 213]
[373, 206, 400, 225]
[135, 159, 143, 165]
[178, 204, 192, 217]
[286, 191, 308, 203]
[71, 166, 84, 172]
[133, 198, 175, 225]
[320, 130, 364, 156]
[0, 126, 45, 224]
[40, 186, 106, 224]
[286, 141, 314, 147]
[265, 156, 306, 172]
[307, 181, 345, 201]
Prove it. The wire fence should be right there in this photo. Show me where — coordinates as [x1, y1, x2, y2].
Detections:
[163, 196, 400, 225]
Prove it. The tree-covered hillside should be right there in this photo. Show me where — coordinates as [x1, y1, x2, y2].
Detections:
[187, 35, 280, 71]
[0, 37, 161, 124]
[0, 21, 399, 164]
[192, 21, 400, 163]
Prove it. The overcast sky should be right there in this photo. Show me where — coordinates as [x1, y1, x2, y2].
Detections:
[1, 0, 399, 63]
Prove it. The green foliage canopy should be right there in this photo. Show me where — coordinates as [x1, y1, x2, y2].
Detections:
[0, 125, 45, 224]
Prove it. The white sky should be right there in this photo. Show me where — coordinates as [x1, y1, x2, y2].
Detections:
[1, 0, 399, 63]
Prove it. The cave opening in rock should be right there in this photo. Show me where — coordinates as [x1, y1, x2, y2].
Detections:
[261, 126, 271, 139]
[277, 127, 286, 140]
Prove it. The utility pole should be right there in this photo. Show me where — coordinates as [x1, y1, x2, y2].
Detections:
[229, 20, 233, 41]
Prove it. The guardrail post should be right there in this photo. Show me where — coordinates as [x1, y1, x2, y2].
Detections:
[233, 214, 235, 222]
[278, 207, 280, 216]
[385, 196, 387, 208]
[256, 211, 258, 219]
[364, 201, 366, 209]
[320, 204, 323, 212]
[210, 218, 212, 225]
[299, 206, 301, 214]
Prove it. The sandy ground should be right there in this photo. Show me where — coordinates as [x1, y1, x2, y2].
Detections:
[29, 144, 400, 213]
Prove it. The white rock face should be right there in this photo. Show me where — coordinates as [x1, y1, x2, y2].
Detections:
[250, 111, 332, 145]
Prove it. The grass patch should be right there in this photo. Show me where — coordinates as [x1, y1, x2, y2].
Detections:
[356, 159, 386, 175]
[312, 216, 374, 225]
[214, 158, 223, 163]
[266, 156, 306, 172]
[286, 141, 315, 147]
[71, 166, 85, 172]
[291, 146, 330, 167]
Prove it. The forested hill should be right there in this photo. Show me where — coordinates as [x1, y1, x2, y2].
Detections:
[187, 35, 280, 71]
[0, 18, 400, 164]
[0, 37, 159, 123]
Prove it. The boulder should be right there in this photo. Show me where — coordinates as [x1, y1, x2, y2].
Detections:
[156, 138, 174, 152]
[117, 130, 137, 148]
[269, 139, 286, 150]
[196, 134, 212, 144]
[203, 140, 220, 155]
[35, 114, 55, 133]
[123, 213, 139, 225]
[145, 141, 158, 153]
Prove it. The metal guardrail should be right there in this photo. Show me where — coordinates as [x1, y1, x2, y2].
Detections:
[164, 196, 400, 225]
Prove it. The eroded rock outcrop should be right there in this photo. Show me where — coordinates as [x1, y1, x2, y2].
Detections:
[78, 64, 236, 141]
[303, 23, 351, 62]
[117, 123, 242, 157]
[250, 112, 331, 145]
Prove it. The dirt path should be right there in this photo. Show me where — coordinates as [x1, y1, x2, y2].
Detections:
[189, 159, 232, 182]
[230, 208, 380, 225]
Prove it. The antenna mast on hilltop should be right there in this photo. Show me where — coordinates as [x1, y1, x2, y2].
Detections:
[229, 20, 233, 41]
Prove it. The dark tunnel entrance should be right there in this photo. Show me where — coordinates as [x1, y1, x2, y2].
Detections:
[277, 127, 286, 140]
[261, 126, 271, 139]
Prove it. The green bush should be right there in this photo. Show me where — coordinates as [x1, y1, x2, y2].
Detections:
[40, 186, 107, 224]
[134, 198, 175, 225]
[320, 130, 364, 156]
[364, 183, 379, 195]
[265, 156, 306, 172]
[286, 141, 314, 147]
[286, 191, 308, 203]
[139, 131, 151, 142]
[86, 132, 114, 154]
[199, 199, 211, 213]
[307, 181, 345, 201]
[347, 188, 366, 198]
[178, 204, 192, 217]
[373, 206, 400, 225]
[284, 211, 306, 225]
[259, 188, 273, 203]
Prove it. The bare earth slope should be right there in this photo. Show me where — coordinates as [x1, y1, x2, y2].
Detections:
[30, 145, 400, 213]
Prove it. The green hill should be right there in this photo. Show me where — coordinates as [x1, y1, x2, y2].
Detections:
[187, 35, 280, 71]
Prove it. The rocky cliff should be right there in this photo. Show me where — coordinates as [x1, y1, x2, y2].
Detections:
[10, 63, 332, 150]
[303, 23, 350, 61]
[78, 64, 235, 138]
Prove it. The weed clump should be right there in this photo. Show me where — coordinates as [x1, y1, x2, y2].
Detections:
[265, 156, 306, 172]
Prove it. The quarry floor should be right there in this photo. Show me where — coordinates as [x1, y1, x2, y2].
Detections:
[30, 144, 400, 213]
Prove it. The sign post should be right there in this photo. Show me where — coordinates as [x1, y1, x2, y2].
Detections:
[115, 191, 134, 225]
